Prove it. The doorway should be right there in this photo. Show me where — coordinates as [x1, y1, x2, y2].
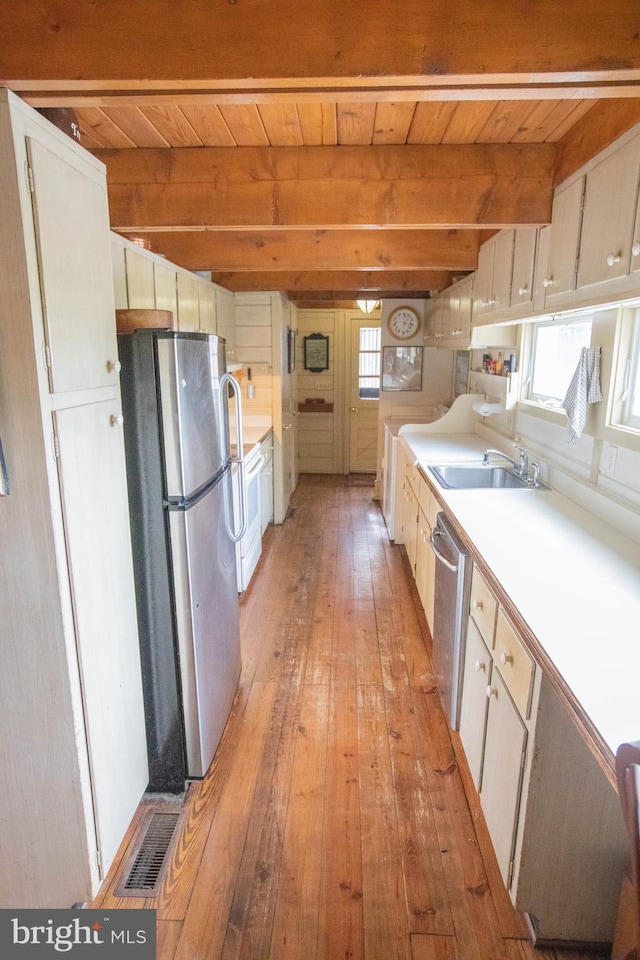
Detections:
[346, 312, 381, 473]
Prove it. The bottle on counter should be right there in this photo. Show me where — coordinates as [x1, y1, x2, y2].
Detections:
[495, 351, 504, 376]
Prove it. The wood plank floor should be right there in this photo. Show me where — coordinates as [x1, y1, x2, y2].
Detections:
[91, 475, 606, 960]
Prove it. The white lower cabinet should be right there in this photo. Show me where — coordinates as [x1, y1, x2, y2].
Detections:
[415, 478, 437, 634]
[459, 618, 490, 789]
[482, 669, 527, 888]
[459, 562, 628, 944]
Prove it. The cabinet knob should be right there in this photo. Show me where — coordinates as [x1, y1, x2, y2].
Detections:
[110, 413, 124, 427]
[472, 598, 483, 611]
[518, 286, 528, 296]
[500, 652, 513, 665]
[606, 252, 622, 267]
[632, 241, 640, 258]
[474, 659, 486, 673]
[107, 359, 122, 374]
[542, 277, 554, 289]
[486, 685, 498, 699]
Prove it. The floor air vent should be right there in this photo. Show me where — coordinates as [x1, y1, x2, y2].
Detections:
[114, 809, 181, 898]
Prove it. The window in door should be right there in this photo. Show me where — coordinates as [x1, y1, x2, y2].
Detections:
[358, 326, 381, 399]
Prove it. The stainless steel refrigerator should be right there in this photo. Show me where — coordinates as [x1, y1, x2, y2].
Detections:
[118, 330, 245, 792]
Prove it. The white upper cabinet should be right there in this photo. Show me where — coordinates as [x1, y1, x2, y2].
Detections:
[471, 240, 495, 323]
[577, 134, 640, 290]
[27, 137, 119, 394]
[541, 176, 585, 308]
[176, 270, 200, 332]
[198, 284, 217, 334]
[216, 285, 237, 361]
[154, 261, 178, 321]
[124, 246, 155, 308]
[510, 229, 538, 314]
[471, 230, 514, 324]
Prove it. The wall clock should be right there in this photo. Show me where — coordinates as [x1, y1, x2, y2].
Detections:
[387, 305, 421, 340]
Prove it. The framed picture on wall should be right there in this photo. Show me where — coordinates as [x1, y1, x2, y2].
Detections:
[303, 333, 329, 372]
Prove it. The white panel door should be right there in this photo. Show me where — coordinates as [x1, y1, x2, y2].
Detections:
[27, 137, 118, 393]
[348, 313, 380, 472]
[54, 399, 148, 877]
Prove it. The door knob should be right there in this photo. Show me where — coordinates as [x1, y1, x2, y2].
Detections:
[351, 407, 358, 413]
[107, 359, 121, 374]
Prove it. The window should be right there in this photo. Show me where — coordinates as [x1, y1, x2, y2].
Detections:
[528, 316, 593, 407]
[358, 326, 381, 399]
[622, 309, 640, 430]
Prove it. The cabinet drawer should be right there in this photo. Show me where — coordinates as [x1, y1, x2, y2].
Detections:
[405, 459, 420, 495]
[494, 609, 534, 719]
[469, 567, 498, 646]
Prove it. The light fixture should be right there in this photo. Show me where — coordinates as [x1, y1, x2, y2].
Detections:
[356, 299, 380, 315]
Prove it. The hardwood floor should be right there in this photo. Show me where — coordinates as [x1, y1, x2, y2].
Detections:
[91, 476, 605, 960]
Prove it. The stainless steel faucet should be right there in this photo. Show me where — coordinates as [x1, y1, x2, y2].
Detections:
[482, 448, 518, 470]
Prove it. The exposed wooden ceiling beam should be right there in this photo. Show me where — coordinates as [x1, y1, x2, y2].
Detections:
[123, 230, 479, 273]
[3, 0, 640, 100]
[98, 144, 554, 230]
[287, 291, 431, 302]
[210, 271, 455, 293]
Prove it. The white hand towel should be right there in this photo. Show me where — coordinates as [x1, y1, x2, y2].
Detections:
[562, 347, 603, 443]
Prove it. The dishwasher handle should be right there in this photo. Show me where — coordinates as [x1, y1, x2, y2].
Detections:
[430, 527, 459, 573]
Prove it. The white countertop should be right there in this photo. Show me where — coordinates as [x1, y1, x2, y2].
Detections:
[400, 431, 640, 769]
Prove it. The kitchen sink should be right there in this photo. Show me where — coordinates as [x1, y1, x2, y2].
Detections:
[427, 463, 548, 490]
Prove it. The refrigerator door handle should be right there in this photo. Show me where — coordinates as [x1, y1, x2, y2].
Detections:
[220, 372, 247, 542]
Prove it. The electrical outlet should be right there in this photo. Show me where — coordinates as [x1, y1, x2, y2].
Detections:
[603, 443, 618, 475]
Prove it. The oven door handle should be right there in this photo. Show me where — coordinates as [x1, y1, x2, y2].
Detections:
[244, 454, 266, 482]
[430, 528, 459, 572]
[219, 371, 247, 543]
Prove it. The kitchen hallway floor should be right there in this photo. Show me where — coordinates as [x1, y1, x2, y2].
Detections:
[91, 475, 606, 960]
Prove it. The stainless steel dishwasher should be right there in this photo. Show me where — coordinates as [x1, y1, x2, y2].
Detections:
[430, 512, 472, 730]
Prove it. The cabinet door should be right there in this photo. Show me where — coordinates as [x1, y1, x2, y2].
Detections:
[415, 506, 434, 630]
[124, 247, 155, 308]
[54, 399, 148, 877]
[578, 135, 640, 288]
[154, 262, 178, 320]
[459, 618, 491, 790]
[455, 276, 473, 344]
[177, 271, 200, 332]
[472, 242, 494, 322]
[542, 177, 584, 305]
[198, 284, 217, 334]
[510, 229, 537, 310]
[216, 286, 237, 361]
[481, 670, 527, 887]
[402, 474, 418, 575]
[491, 229, 515, 312]
[27, 137, 119, 393]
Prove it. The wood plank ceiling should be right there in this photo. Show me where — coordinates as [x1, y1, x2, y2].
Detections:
[5, 0, 640, 304]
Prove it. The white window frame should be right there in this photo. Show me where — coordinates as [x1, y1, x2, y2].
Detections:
[525, 314, 593, 410]
[622, 309, 640, 430]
